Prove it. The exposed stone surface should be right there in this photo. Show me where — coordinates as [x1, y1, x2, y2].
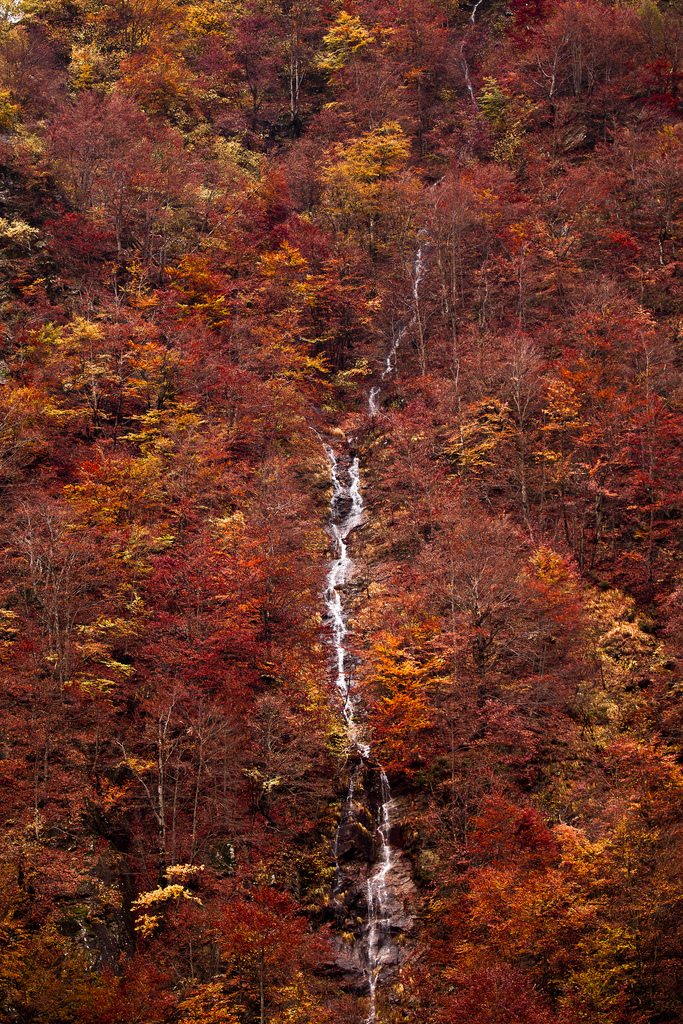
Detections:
[329, 761, 418, 994]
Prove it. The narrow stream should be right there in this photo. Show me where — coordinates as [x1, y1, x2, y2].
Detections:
[322, 444, 396, 1020]
[460, 0, 483, 105]
[321, 238, 429, 1019]
[364, 769, 397, 1021]
[369, 239, 429, 416]
[323, 444, 367, 752]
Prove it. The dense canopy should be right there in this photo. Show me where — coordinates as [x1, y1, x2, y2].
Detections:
[1, 0, 683, 1020]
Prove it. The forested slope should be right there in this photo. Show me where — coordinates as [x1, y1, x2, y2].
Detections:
[1, 0, 683, 1020]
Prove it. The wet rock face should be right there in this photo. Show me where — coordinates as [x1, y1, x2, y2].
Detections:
[330, 763, 417, 995]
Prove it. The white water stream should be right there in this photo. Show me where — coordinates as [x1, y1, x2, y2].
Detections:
[322, 442, 396, 1020]
[323, 444, 368, 754]
[364, 769, 397, 1021]
[322, 237, 430, 1018]
[369, 240, 429, 415]
[460, 0, 483, 105]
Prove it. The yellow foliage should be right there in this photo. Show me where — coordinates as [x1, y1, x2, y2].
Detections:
[492, 127, 523, 167]
[165, 862, 204, 884]
[316, 12, 375, 73]
[67, 44, 103, 90]
[0, 90, 18, 131]
[76, 615, 141, 641]
[334, 358, 372, 389]
[320, 121, 420, 251]
[528, 546, 577, 594]
[132, 882, 203, 908]
[66, 675, 118, 695]
[177, 981, 243, 1024]
[119, 754, 156, 774]
[0, 216, 38, 248]
[260, 241, 308, 278]
[183, 2, 233, 39]
[326, 122, 409, 187]
[132, 882, 203, 936]
[543, 376, 582, 426]
[443, 398, 509, 469]
[272, 970, 333, 1024]
[479, 76, 509, 131]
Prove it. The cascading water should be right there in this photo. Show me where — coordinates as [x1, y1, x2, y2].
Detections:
[369, 239, 429, 416]
[321, 237, 428, 1019]
[460, 0, 483, 105]
[323, 444, 367, 752]
[322, 443, 404, 1021]
[364, 770, 397, 1021]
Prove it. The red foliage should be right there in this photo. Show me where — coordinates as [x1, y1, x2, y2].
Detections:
[437, 964, 566, 1024]
[468, 794, 559, 870]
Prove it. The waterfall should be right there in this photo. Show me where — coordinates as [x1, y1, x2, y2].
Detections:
[321, 239, 428, 1018]
[369, 239, 429, 415]
[460, 0, 483, 105]
[470, 0, 484, 22]
[322, 442, 402, 1021]
[364, 769, 397, 1022]
[323, 444, 368, 754]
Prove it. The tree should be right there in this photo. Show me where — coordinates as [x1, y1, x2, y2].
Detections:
[218, 886, 309, 1024]
[230, 4, 283, 130]
[1, 499, 105, 831]
[48, 91, 197, 266]
[364, 628, 439, 773]
[320, 122, 416, 257]
[95, 0, 183, 55]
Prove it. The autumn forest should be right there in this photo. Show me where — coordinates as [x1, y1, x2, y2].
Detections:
[1, 0, 683, 1019]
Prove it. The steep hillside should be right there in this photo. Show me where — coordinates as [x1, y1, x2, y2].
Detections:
[1, 0, 683, 1022]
